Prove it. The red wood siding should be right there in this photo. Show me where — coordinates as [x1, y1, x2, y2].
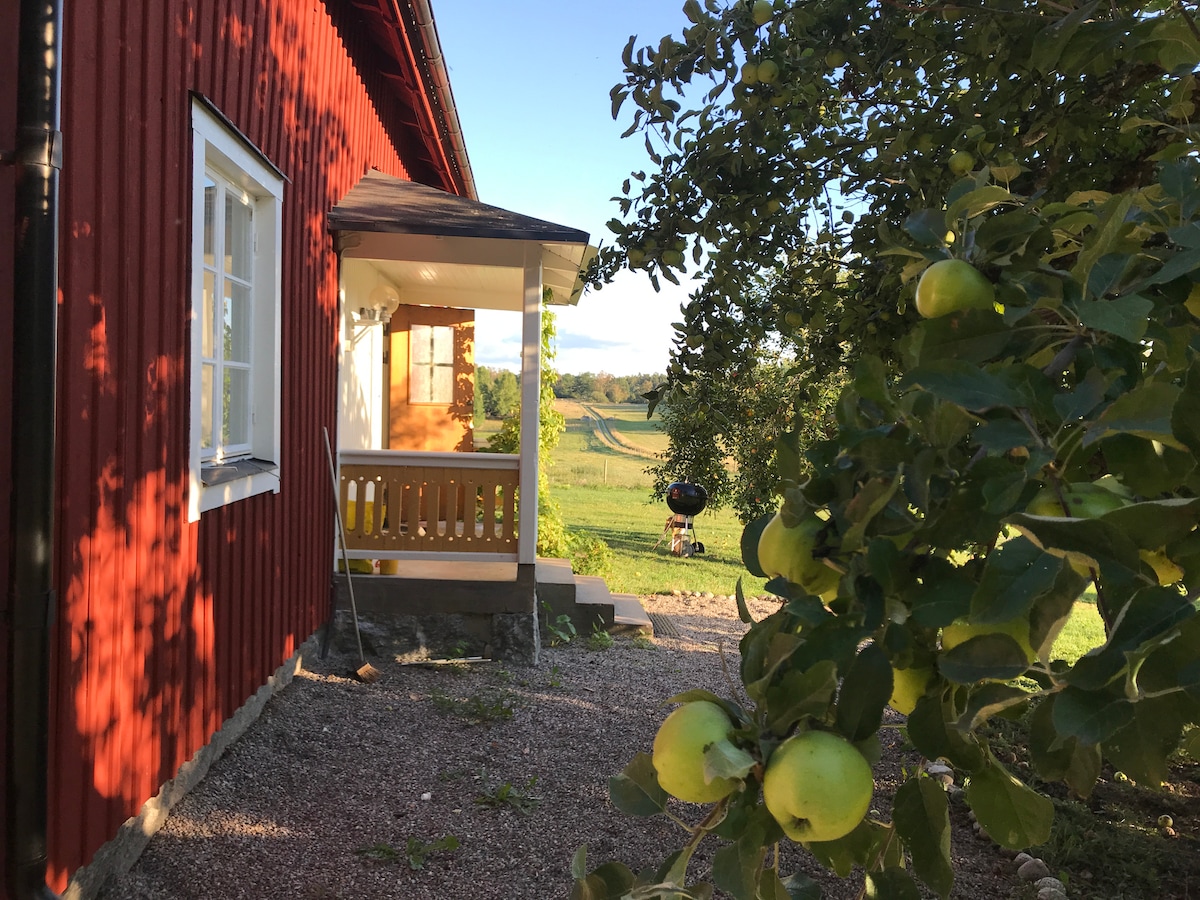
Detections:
[34, 1, 455, 890]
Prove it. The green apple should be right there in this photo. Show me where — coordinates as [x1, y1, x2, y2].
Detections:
[740, 62, 759, 84]
[652, 701, 741, 804]
[942, 617, 1035, 665]
[757, 59, 780, 84]
[763, 730, 874, 843]
[889, 666, 933, 715]
[948, 149, 974, 175]
[825, 49, 847, 69]
[915, 259, 995, 318]
[752, 0, 774, 26]
[757, 510, 840, 599]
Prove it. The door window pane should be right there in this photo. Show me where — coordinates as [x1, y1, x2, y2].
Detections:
[409, 323, 455, 403]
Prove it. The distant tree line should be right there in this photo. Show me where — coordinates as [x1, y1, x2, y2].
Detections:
[474, 367, 666, 418]
[555, 371, 663, 404]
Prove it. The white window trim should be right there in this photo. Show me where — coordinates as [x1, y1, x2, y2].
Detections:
[188, 99, 283, 522]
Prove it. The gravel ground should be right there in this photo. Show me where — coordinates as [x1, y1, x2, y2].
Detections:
[99, 592, 1025, 899]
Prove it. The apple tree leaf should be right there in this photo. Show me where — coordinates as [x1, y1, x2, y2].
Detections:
[807, 819, 895, 878]
[955, 683, 1032, 732]
[909, 559, 975, 628]
[608, 752, 668, 817]
[1171, 358, 1200, 454]
[1105, 696, 1188, 787]
[906, 694, 988, 773]
[1067, 585, 1200, 692]
[938, 633, 1031, 684]
[764, 660, 838, 736]
[970, 537, 1060, 625]
[735, 578, 755, 625]
[1083, 381, 1185, 449]
[900, 361, 1023, 412]
[779, 871, 822, 900]
[1074, 294, 1154, 342]
[1098, 498, 1200, 551]
[1028, 695, 1102, 799]
[569, 855, 637, 900]
[965, 754, 1054, 849]
[704, 738, 756, 785]
[1052, 686, 1136, 744]
[1006, 513, 1142, 573]
[863, 867, 922, 900]
[741, 515, 773, 578]
[836, 642, 892, 742]
[904, 208, 946, 246]
[893, 776, 953, 898]
[711, 822, 766, 900]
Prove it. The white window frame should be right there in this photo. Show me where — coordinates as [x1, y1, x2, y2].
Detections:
[188, 99, 283, 522]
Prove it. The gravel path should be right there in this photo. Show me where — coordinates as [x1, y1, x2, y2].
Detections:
[99, 593, 1023, 899]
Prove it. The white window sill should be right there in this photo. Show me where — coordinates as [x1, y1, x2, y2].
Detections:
[191, 463, 280, 520]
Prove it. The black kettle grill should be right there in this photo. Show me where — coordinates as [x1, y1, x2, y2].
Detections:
[658, 481, 707, 556]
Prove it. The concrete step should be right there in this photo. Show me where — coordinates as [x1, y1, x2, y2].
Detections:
[535, 560, 652, 639]
[611, 593, 653, 637]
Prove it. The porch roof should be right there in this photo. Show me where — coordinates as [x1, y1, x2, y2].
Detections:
[330, 170, 596, 309]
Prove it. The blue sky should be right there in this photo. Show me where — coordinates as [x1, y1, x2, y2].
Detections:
[432, 0, 693, 376]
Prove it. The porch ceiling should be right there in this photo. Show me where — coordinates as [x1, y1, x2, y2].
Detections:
[330, 170, 596, 310]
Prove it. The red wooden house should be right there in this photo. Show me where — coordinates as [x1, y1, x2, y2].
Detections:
[1, 2, 595, 898]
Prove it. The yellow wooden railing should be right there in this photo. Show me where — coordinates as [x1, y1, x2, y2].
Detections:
[337, 449, 520, 562]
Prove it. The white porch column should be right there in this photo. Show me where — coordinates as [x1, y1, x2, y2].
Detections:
[517, 245, 542, 565]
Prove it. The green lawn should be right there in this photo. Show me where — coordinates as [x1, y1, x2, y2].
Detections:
[548, 429, 657, 490]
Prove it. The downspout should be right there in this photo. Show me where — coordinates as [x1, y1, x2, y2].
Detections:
[5, 0, 63, 897]
[408, 0, 477, 201]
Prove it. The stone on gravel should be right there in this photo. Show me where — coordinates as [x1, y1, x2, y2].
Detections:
[1018, 858, 1051, 881]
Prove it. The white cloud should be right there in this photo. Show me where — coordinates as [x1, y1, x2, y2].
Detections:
[474, 269, 689, 376]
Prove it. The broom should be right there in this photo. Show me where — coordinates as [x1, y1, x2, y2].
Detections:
[323, 426, 381, 683]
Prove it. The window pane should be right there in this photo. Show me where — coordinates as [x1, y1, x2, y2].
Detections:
[202, 271, 216, 359]
[224, 191, 253, 279]
[410, 324, 431, 364]
[201, 363, 215, 451]
[203, 177, 216, 267]
[432, 364, 454, 404]
[223, 366, 251, 446]
[410, 363, 431, 403]
[224, 280, 251, 362]
[432, 324, 454, 364]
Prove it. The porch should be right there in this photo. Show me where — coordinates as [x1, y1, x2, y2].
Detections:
[328, 447, 651, 663]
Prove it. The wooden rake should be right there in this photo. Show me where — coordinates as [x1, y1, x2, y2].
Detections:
[322, 426, 381, 683]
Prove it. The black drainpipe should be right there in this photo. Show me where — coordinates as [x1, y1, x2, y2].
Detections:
[6, 0, 63, 898]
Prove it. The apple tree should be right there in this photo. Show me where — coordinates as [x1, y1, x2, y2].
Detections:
[574, 1, 1200, 897]
[647, 344, 843, 523]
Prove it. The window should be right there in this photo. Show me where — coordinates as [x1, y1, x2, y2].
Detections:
[188, 98, 284, 522]
[409, 323, 455, 404]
